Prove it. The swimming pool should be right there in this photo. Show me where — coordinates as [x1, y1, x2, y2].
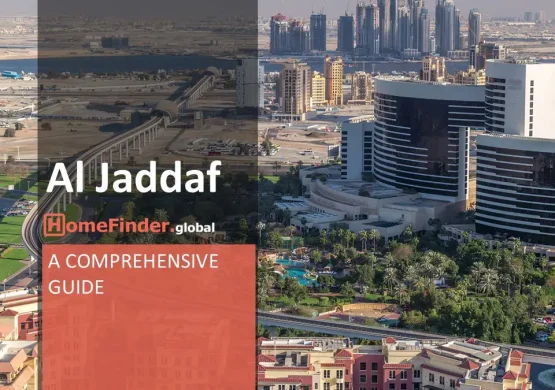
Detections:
[277, 258, 317, 286]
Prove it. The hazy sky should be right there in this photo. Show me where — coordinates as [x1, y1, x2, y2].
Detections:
[5, 0, 553, 20]
[259, 0, 554, 19]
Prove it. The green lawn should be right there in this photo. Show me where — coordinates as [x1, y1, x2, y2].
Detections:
[0, 247, 28, 281]
[0, 192, 38, 201]
[0, 216, 26, 245]
[0, 175, 39, 193]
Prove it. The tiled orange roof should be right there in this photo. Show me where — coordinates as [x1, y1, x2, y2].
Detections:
[503, 371, 518, 380]
[321, 363, 346, 368]
[459, 359, 480, 370]
[0, 365, 33, 390]
[257, 354, 277, 363]
[258, 378, 303, 384]
[510, 350, 524, 359]
[335, 349, 353, 358]
[384, 363, 412, 369]
[0, 310, 17, 317]
[384, 336, 397, 344]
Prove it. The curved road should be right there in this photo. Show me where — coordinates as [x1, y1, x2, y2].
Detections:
[21, 116, 164, 261]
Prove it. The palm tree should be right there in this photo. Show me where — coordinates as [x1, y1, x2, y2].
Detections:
[338, 229, 347, 246]
[478, 268, 499, 296]
[346, 231, 357, 248]
[368, 229, 380, 253]
[256, 221, 266, 247]
[154, 208, 168, 223]
[402, 225, 413, 242]
[419, 261, 437, 282]
[368, 253, 377, 272]
[383, 267, 398, 294]
[394, 282, 409, 305]
[319, 229, 328, 248]
[359, 230, 369, 251]
[470, 261, 487, 292]
[330, 229, 338, 244]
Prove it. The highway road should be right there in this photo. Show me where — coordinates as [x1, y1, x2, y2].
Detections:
[257, 311, 555, 360]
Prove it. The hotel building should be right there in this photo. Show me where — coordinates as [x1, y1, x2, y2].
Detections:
[373, 76, 485, 204]
[474, 59, 555, 245]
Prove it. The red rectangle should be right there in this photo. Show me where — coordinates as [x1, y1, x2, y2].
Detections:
[42, 244, 256, 390]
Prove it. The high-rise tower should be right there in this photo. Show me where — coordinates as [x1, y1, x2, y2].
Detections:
[468, 9, 481, 50]
[378, 0, 391, 51]
[310, 13, 327, 51]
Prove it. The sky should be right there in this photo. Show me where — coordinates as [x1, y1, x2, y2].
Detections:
[4, 0, 554, 20]
[259, 0, 554, 19]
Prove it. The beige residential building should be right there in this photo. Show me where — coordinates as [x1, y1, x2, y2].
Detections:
[447, 68, 486, 85]
[311, 71, 327, 106]
[280, 62, 312, 115]
[324, 56, 344, 106]
[350, 71, 374, 103]
[421, 56, 446, 82]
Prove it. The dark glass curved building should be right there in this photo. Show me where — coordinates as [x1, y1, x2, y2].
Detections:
[373, 77, 485, 203]
[476, 134, 555, 245]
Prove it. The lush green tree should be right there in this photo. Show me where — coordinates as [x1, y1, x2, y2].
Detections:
[311, 249, 323, 264]
[340, 282, 356, 298]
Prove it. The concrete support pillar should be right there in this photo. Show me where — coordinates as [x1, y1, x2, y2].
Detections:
[133, 137, 136, 149]
[68, 189, 72, 204]
[119, 143, 122, 160]
[63, 193, 67, 212]
[109, 149, 113, 167]
[126, 140, 129, 157]
[88, 163, 92, 185]
[57, 202, 60, 213]
[94, 157, 98, 179]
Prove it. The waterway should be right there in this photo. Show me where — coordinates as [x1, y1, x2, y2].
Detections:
[1, 55, 554, 76]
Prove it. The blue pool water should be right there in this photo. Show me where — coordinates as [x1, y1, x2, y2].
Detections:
[277, 258, 316, 286]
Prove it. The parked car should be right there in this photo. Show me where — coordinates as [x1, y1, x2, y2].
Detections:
[536, 333, 549, 342]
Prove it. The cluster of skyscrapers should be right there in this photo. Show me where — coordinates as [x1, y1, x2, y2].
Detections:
[269, 0, 485, 58]
[270, 13, 327, 55]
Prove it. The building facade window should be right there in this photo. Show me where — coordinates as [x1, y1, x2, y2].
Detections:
[361, 375, 367, 383]
[389, 371, 396, 379]
[361, 363, 367, 371]
[414, 370, 420, 379]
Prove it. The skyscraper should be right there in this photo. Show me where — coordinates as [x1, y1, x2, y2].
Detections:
[356, 2, 367, 49]
[411, 0, 424, 50]
[289, 21, 311, 53]
[364, 4, 380, 56]
[468, 9, 481, 50]
[337, 14, 355, 54]
[378, 0, 391, 51]
[324, 56, 344, 106]
[270, 14, 289, 54]
[436, 0, 460, 56]
[418, 8, 431, 54]
[390, 0, 399, 51]
[236, 59, 264, 110]
[397, 6, 411, 52]
[280, 62, 312, 115]
[310, 13, 327, 51]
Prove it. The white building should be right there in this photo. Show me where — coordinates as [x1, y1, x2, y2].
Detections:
[236, 58, 264, 109]
[340, 115, 374, 180]
[475, 134, 555, 245]
[485, 59, 555, 138]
